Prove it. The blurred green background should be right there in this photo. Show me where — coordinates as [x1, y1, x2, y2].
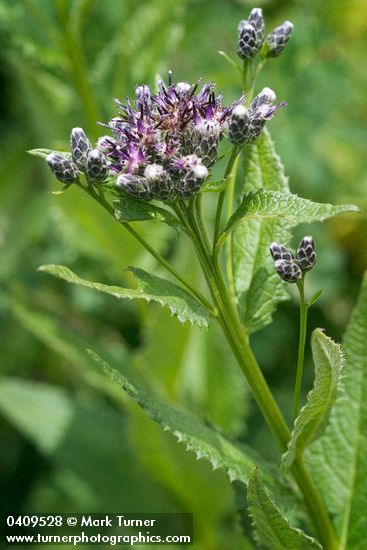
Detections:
[0, 0, 366, 548]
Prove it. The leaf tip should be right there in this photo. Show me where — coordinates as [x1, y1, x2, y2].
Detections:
[27, 148, 43, 157]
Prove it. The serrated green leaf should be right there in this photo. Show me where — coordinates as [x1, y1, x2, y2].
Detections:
[0, 377, 74, 455]
[232, 131, 291, 334]
[231, 130, 358, 334]
[306, 272, 367, 548]
[283, 329, 344, 468]
[222, 189, 358, 246]
[88, 349, 263, 484]
[113, 194, 180, 227]
[247, 468, 322, 550]
[38, 264, 210, 328]
[248, 468, 323, 550]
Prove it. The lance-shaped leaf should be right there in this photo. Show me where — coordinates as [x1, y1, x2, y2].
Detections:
[88, 349, 266, 484]
[114, 194, 180, 227]
[248, 467, 323, 550]
[28, 148, 72, 159]
[306, 272, 367, 547]
[283, 329, 344, 468]
[38, 264, 210, 328]
[218, 50, 242, 74]
[231, 130, 358, 334]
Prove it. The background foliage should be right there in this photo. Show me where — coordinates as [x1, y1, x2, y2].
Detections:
[0, 0, 366, 548]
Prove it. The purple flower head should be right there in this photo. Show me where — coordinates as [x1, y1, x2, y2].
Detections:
[183, 87, 242, 167]
[98, 72, 242, 200]
[97, 71, 243, 200]
[152, 71, 195, 136]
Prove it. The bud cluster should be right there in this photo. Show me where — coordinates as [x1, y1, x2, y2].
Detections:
[269, 237, 317, 284]
[46, 128, 109, 185]
[237, 7, 293, 60]
[116, 154, 208, 201]
[228, 88, 286, 146]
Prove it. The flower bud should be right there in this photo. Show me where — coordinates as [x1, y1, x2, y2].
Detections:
[46, 153, 78, 183]
[296, 236, 317, 271]
[116, 173, 152, 200]
[71, 127, 92, 170]
[86, 149, 109, 182]
[274, 259, 302, 284]
[171, 155, 208, 198]
[144, 164, 174, 200]
[228, 105, 251, 145]
[266, 21, 294, 58]
[248, 8, 265, 48]
[191, 120, 222, 167]
[179, 163, 208, 198]
[237, 22, 258, 59]
[269, 242, 293, 262]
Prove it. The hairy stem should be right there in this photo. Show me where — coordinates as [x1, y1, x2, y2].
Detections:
[213, 146, 240, 248]
[294, 274, 308, 418]
[242, 57, 266, 103]
[185, 200, 337, 550]
[224, 154, 240, 299]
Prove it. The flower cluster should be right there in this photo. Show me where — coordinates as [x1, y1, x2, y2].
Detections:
[43, 6, 291, 202]
[97, 72, 240, 200]
[237, 7, 293, 60]
[228, 88, 286, 146]
[269, 237, 317, 283]
[44, 74, 284, 199]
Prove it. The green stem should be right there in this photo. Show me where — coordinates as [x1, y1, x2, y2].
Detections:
[294, 274, 308, 419]
[213, 146, 240, 248]
[188, 200, 289, 444]
[76, 182, 215, 315]
[291, 459, 337, 548]
[242, 58, 255, 92]
[242, 57, 266, 102]
[185, 201, 337, 550]
[224, 154, 240, 299]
